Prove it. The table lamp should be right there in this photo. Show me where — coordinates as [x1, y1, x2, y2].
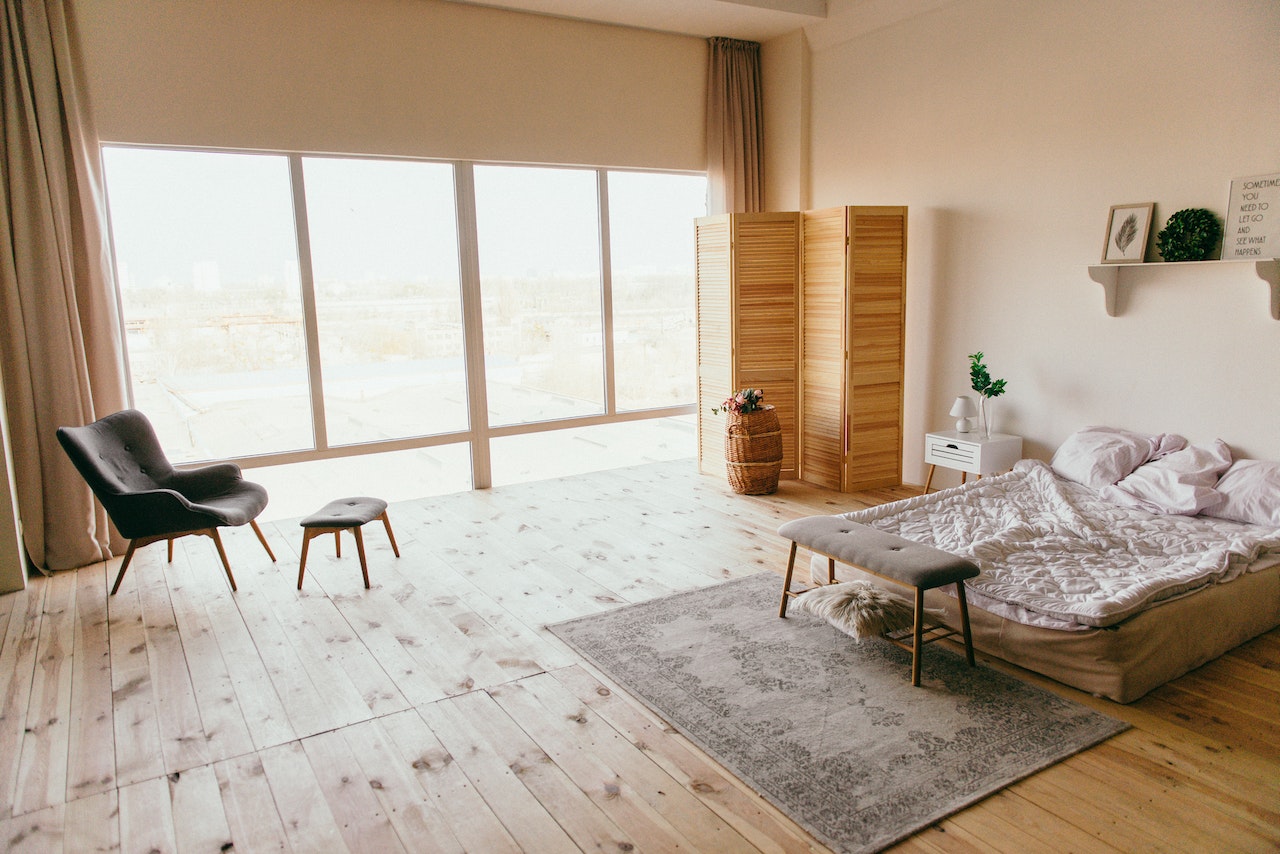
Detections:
[950, 395, 977, 433]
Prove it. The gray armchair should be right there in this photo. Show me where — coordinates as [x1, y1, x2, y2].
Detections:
[56, 409, 276, 594]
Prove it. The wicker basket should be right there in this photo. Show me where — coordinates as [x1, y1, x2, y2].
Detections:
[724, 405, 783, 494]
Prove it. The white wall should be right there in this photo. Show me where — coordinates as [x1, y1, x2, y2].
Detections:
[796, 0, 1280, 487]
[71, 0, 706, 169]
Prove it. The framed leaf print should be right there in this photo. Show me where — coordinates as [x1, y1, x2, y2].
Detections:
[1101, 203, 1153, 263]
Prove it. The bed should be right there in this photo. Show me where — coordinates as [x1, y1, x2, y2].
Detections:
[804, 427, 1280, 703]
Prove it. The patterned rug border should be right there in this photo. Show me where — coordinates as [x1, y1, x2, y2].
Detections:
[548, 572, 1130, 854]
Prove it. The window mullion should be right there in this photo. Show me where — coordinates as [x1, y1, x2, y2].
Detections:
[288, 154, 328, 451]
[598, 169, 617, 416]
[455, 162, 491, 489]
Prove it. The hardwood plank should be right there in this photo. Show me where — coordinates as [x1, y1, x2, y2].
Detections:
[214, 754, 292, 854]
[377, 708, 522, 854]
[258, 740, 349, 852]
[65, 564, 116, 802]
[161, 542, 256, 765]
[14, 569, 76, 816]
[63, 788, 120, 853]
[442, 688, 639, 851]
[169, 763, 235, 852]
[134, 550, 212, 775]
[300, 729, 406, 853]
[0, 579, 48, 819]
[415, 694, 579, 853]
[104, 553, 167, 789]
[338, 718, 466, 853]
[189, 566, 297, 751]
[118, 775, 177, 854]
[551, 663, 819, 854]
[496, 672, 759, 853]
[0, 801, 63, 852]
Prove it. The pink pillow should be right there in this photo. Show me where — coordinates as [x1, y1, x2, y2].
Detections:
[1100, 441, 1232, 515]
[1050, 426, 1187, 490]
[1203, 459, 1280, 528]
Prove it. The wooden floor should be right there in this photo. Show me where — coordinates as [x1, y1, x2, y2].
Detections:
[0, 460, 1277, 852]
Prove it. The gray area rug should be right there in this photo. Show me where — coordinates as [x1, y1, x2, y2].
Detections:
[549, 572, 1129, 854]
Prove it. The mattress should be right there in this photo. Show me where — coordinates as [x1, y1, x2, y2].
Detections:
[804, 460, 1280, 702]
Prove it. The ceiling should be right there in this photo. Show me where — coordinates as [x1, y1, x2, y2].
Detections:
[443, 0, 957, 47]
[444, 0, 826, 42]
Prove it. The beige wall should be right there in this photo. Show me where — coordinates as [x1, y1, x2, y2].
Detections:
[72, 0, 706, 169]
[794, 0, 1280, 486]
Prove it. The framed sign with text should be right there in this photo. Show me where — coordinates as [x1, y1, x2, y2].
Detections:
[1223, 171, 1280, 260]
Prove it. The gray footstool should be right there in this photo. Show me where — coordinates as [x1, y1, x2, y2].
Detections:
[777, 516, 979, 686]
[297, 497, 400, 590]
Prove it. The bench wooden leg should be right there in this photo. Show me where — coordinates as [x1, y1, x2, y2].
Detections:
[911, 586, 925, 687]
[778, 541, 799, 618]
[956, 580, 976, 667]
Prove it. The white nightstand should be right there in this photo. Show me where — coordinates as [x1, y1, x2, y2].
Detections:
[923, 430, 1023, 493]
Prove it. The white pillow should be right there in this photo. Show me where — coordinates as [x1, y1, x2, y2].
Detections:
[1100, 440, 1232, 515]
[1203, 459, 1280, 528]
[1050, 426, 1187, 490]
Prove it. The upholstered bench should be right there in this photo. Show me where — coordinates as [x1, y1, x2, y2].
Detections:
[297, 497, 400, 590]
[777, 516, 979, 686]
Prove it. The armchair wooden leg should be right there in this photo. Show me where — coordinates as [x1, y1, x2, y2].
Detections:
[111, 540, 140, 596]
[250, 519, 276, 562]
[378, 511, 400, 557]
[208, 529, 237, 592]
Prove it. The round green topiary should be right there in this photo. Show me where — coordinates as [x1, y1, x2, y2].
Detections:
[1156, 208, 1221, 262]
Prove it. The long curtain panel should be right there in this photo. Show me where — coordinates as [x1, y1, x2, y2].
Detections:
[706, 36, 763, 215]
[0, 0, 127, 574]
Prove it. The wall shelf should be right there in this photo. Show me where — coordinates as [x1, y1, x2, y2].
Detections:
[1086, 258, 1280, 319]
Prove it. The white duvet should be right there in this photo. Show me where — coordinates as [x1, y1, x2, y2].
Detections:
[839, 459, 1280, 629]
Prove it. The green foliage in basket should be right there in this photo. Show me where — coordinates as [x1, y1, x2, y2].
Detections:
[1156, 208, 1221, 262]
[712, 388, 765, 415]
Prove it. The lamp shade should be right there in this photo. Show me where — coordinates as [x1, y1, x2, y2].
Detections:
[950, 395, 976, 432]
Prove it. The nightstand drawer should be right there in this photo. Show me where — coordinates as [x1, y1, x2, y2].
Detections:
[925, 436, 979, 468]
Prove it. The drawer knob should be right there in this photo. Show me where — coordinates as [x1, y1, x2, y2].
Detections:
[946, 443, 958, 449]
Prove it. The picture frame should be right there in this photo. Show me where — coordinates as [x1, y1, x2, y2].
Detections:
[1101, 203, 1153, 264]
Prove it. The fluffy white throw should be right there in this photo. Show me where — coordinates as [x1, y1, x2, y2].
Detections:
[794, 580, 914, 641]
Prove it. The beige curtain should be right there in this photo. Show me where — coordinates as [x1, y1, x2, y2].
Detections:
[706, 37, 763, 215]
[0, 0, 127, 572]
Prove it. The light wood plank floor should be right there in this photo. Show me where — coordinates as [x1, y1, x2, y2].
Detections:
[0, 460, 1276, 852]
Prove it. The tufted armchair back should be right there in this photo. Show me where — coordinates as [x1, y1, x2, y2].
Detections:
[57, 409, 177, 498]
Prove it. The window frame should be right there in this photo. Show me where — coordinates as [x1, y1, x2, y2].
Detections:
[101, 144, 702, 489]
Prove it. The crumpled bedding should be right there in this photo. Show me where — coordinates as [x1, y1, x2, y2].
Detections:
[839, 459, 1280, 628]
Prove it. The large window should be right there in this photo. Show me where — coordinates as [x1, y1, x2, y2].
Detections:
[102, 146, 706, 491]
[475, 165, 604, 425]
[103, 148, 311, 462]
[302, 157, 467, 446]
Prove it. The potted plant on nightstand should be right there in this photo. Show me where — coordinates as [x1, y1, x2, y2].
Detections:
[712, 388, 783, 494]
[968, 352, 1007, 439]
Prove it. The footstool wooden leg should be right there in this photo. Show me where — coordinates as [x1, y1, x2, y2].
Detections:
[956, 581, 976, 667]
[779, 541, 799, 618]
[334, 530, 342, 558]
[298, 530, 314, 590]
[911, 587, 925, 687]
[378, 511, 400, 558]
[827, 557, 836, 585]
[354, 526, 370, 589]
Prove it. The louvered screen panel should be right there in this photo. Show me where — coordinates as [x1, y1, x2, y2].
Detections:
[799, 207, 847, 489]
[695, 215, 732, 476]
[846, 208, 907, 489]
[732, 214, 799, 477]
